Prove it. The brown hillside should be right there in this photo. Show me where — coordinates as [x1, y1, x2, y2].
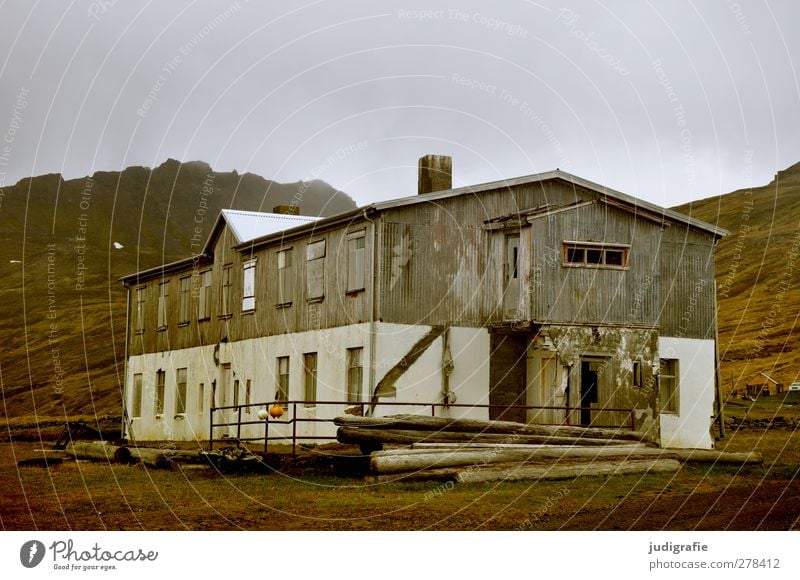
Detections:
[0, 160, 356, 420]
[674, 161, 800, 393]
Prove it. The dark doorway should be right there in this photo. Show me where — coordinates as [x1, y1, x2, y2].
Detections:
[579, 359, 600, 426]
[489, 332, 528, 423]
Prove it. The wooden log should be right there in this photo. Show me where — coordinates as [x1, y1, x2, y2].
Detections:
[337, 426, 637, 447]
[664, 449, 762, 465]
[65, 442, 131, 464]
[335, 414, 646, 441]
[370, 446, 761, 474]
[372, 458, 682, 483]
[371, 446, 658, 474]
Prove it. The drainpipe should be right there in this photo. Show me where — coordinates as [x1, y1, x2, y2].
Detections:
[362, 209, 379, 416]
[121, 281, 131, 441]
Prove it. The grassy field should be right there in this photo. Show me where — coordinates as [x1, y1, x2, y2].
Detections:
[1, 426, 798, 531]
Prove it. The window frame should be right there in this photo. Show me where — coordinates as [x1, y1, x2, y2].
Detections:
[157, 281, 169, 330]
[134, 286, 146, 334]
[276, 356, 290, 403]
[178, 276, 191, 326]
[346, 230, 367, 293]
[562, 241, 630, 270]
[155, 369, 166, 417]
[306, 239, 326, 303]
[347, 347, 364, 403]
[220, 264, 233, 318]
[242, 258, 257, 312]
[131, 373, 143, 418]
[659, 358, 680, 415]
[303, 352, 318, 407]
[175, 367, 188, 416]
[198, 269, 212, 321]
[277, 248, 293, 307]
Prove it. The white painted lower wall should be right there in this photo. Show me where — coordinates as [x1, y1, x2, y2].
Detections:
[658, 337, 716, 449]
[124, 323, 491, 443]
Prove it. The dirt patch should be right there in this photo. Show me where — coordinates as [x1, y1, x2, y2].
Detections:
[1, 430, 798, 531]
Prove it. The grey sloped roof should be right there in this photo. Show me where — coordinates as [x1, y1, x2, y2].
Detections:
[221, 209, 319, 244]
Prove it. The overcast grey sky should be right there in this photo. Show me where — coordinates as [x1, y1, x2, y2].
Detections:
[0, 0, 798, 207]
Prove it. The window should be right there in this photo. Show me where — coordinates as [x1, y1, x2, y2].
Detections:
[659, 358, 679, 414]
[347, 347, 363, 403]
[198, 270, 212, 320]
[198, 382, 205, 415]
[277, 249, 293, 306]
[276, 356, 290, 402]
[233, 379, 240, 409]
[303, 352, 318, 406]
[242, 259, 256, 311]
[632, 361, 642, 388]
[155, 370, 166, 416]
[157, 281, 169, 329]
[220, 265, 232, 317]
[245, 379, 251, 414]
[563, 242, 629, 269]
[306, 240, 326, 301]
[179, 276, 191, 324]
[347, 231, 366, 292]
[131, 373, 143, 418]
[134, 287, 146, 333]
[175, 367, 187, 415]
[507, 234, 520, 280]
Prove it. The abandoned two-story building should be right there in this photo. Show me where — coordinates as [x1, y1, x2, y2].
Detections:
[121, 156, 727, 449]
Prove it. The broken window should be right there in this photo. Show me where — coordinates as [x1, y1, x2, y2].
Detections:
[304, 352, 318, 406]
[242, 258, 256, 311]
[179, 276, 191, 324]
[632, 361, 642, 388]
[306, 240, 326, 301]
[220, 265, 232, 317]
[277, 248, 293, 306]
[175, 367, 187, 415]
[233, 379, 240, 409]
[135, 287, 146, 333]
[563, 242, 629, 268]
[198, 270, 212, 320]
[245, 379, 251, 414]
[347, 230, 366, 292]
[155, 370, 166, 416]
[131, 373, 143, 418]
[276, 356, 290, 402]
[347, 347, 363, 403]
[659, 358, 679, 414]
[157, 281, 169, 329]
[198, 382, 205, 415]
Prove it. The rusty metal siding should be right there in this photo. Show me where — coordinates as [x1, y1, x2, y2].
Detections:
[379, 221, 487, 326]
[129, 221, 372, 356]
[530, 202, 661, 326]
[657, 226, 717, 339]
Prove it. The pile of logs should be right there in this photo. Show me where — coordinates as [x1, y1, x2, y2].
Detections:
[335, 415, 763, 483]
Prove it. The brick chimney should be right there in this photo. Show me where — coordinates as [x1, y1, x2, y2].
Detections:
[418, 155, 452, 195]
[272, 205, 300, 215]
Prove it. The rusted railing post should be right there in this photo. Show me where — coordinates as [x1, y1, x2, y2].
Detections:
[236, 406, 242, 441]
[292, 402, 297, 456]
[208, 407, 214, 452]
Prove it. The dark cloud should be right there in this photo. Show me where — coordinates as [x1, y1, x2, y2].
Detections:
[1, 0, 798, 206]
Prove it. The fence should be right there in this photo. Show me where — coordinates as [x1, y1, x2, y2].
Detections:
[208, 400, 637, 454]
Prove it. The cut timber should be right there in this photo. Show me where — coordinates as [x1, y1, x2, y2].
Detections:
[334, 414, 645, 442]
[65, 442, 131, 464]
[373, 458, 682, 483]
[370, 446, 761, 474]
[372, 446, 657, 474]
[337, 427, 639, 447]
[666, 449, 762, 465]
[129, 447, 212, 469]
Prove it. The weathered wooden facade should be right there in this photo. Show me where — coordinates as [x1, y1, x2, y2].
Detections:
[121, 156, 727, 448]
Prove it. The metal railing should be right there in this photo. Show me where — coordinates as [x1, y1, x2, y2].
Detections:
[208, 400, 637, 454]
